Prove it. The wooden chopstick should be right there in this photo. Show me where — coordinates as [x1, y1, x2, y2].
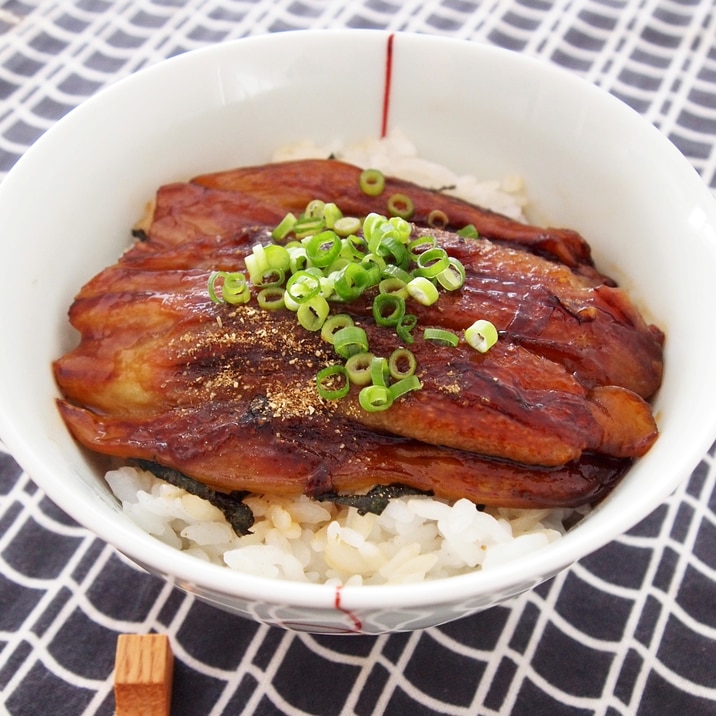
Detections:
[114, 634, 174, 716]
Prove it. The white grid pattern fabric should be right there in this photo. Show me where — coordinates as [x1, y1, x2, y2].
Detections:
[1, 2, 716, 714]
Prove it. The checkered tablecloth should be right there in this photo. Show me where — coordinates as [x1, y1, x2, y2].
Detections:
[2, 2, 716, 714]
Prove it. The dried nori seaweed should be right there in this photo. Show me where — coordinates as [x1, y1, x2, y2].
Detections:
[130, 462, 433, 537]
[317, 483, 432, 516]
[132, 459, 255, 535]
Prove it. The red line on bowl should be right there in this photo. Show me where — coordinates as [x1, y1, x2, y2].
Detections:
[335, 585, 363, 633]
[381, 33, 395, 138]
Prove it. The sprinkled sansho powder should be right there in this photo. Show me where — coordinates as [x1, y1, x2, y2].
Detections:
[106, 130, 581, 585]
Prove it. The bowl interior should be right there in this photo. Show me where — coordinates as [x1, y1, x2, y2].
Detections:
[1, 30, 716, 617]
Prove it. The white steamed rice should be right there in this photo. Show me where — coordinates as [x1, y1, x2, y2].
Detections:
[272, 128, 529, 221]
[107, 465, 576, 585]
[106, 130, 582, 585]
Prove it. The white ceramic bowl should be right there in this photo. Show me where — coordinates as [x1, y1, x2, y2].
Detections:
[2, 30, 716, 634]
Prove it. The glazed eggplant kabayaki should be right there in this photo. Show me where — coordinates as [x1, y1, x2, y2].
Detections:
[53, 158, 664, 510]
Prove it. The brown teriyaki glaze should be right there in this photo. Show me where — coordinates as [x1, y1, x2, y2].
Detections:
[53, 159, 664, 509]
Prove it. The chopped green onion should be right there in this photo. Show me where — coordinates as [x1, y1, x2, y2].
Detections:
[294, 215, 325, 239]
[408, 235, 437, 259]
[244, 243, 289, 285]
[207, 271, 250, 304]
[224, 278, 251, 304]
[263, 244, 291, 272]
[427, 209, 449, 229]
[465, 319, 499, 353]
[326, 257, 351, 276]
[382, 264, 412, 283]
[344, 234, 368, 259]
[257, 287, 285, 310]
[287, 246, 309, 273]
[388, 374, 422, 400]
[372, 293, 405, 327]
[406, 276, 439, 306]
[306, 230, 341, 268]
[374, 234, 409, 268]
[359, 384, 393, 412]
[207, 270, 224, 303]
[321, 314, 354, 343]
[424, 327, 459, 347]
[367, 222, 395, 253]
[457, 224, 479, 239]
[244, 250, 265, 284]
[415, 247, 450, 278]
[387, 216, 412, 242]
[334, 263, 373, 301]
[283, 293, 299, 312]
[285, 270, 321, 304]
[333, 325, 369, 358]
[316, 364, 350, 400]
[334, 216, 362, 237]
[304, 199, 326, 218]
[379, 277, 408, 298]
[322, 202, 343, 229]
[396, 313, 417, 344]
[370, 356, 390, 387]
[359, 169, 385, 196]
[387, 193, 414, 220]
[436, 257, 466, 291]
[272, 212, 297, 240]
[297, 295, 330, 331]
[345, 352, 374, 386]
[388, 348, 417, 379]
[360, 252, 387, 278]
[319, 274, 336, 300]
[255, 267, 285, 287]
[362, 212, 387, 241]
[304, 264, 324, 278]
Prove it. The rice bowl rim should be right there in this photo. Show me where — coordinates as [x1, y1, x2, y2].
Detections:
[1, 30, 715, 615]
